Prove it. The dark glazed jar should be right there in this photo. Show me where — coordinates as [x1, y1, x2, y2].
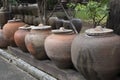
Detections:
[25, 26, 51, 60]
[71, 26, 120, 80]
[14, 26, 31, 52]
[45, 27, 76, 69]
[48, 17, 58, 29]
[0, 29, 9, 48]
[3, 19, 26, 46]
[55, 19, 64, 29]
[71, 18, 82, 33]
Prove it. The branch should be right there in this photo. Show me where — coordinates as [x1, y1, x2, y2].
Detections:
[97, 14, 107, 26]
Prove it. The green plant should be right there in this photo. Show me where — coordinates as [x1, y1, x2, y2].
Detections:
[68, 0, 109, 27]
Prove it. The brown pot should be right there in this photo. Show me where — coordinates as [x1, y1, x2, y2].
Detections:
[45, 27, 76, 69]
[25, 26, 51, 60]
[14, 26, 31, 52]
[71, 27, 120, 80]
[0, 29, 9, 48]
[3, 19, 26, 47]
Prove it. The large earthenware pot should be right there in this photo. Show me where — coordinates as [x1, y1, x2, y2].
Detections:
[0, 29, 9, 48]
[45, 27, 76, 69]
[3, 19, 26, 47]
[25, 26, 51, 60]
[14, 25, 31, 52]
[71, 26, 120, 80]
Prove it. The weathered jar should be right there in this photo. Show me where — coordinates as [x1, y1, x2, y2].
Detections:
[0, 29, 9, 48]
[71, 26, 120, 80]
[45, 27, 76, 69]
[3, 19, 26, 46]
[25, 26, 51, 60]
[14, 25, 31, 52]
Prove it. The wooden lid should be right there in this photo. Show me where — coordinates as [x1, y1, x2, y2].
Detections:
[8, 19, 22, 23]
[85, 26, 113, 36]
[31, 26, 51, 30]
[52, 27, 73, 34]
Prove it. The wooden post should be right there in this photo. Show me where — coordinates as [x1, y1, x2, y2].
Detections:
[106, 0, 120, 35]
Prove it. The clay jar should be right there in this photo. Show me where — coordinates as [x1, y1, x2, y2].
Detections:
[0, 29, 9, 48]
[45, 27, 76, 69]
[25, 26, 51, 60]
[71, 26, 120, 80]
[3, 19, 26, 47]
[14, 26, 31, 52]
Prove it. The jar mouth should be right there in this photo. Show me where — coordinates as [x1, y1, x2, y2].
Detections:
[85, 27, 113, 36]
[31, 26, 51, 30]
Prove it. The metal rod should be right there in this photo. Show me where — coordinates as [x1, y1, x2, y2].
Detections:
[60, 3, 78, 34]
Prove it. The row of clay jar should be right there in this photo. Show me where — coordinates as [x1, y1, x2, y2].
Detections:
[1, 18, 78, 70]
[1, 19, 120, 80]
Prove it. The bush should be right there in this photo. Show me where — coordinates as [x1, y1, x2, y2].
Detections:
[68, 0, 109, 27]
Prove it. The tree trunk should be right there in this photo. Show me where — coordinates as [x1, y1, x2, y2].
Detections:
[106, 0, 120, 35]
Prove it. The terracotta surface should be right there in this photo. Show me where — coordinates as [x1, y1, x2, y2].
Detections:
[3, 20, 25, 47]
[45, 29, 76, 69]
[14, 27, 31, 52]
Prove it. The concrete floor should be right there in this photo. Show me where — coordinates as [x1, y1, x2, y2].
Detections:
[0, 56, 38, 80]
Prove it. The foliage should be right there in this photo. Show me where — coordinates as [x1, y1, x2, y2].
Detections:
[68, 0, 109, 27]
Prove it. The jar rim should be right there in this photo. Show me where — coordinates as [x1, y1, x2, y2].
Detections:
[18, 27, 31, 30]
[8, 19, 22, 23]
[52, 27, 73, 34]
[85, 27, 113, 36]
[31, 26, 51, 30]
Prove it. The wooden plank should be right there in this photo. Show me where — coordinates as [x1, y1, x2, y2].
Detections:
[8, 46, 86, 80]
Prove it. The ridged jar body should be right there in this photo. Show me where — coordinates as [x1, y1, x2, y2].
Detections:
[45, 33, 76, 69]
[71, 33, 120, 80]
[25, 27, 51, 60]
[3, 20, 25, 46]
[14, 27, 30, 52]
[0, 29, 9, 48]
